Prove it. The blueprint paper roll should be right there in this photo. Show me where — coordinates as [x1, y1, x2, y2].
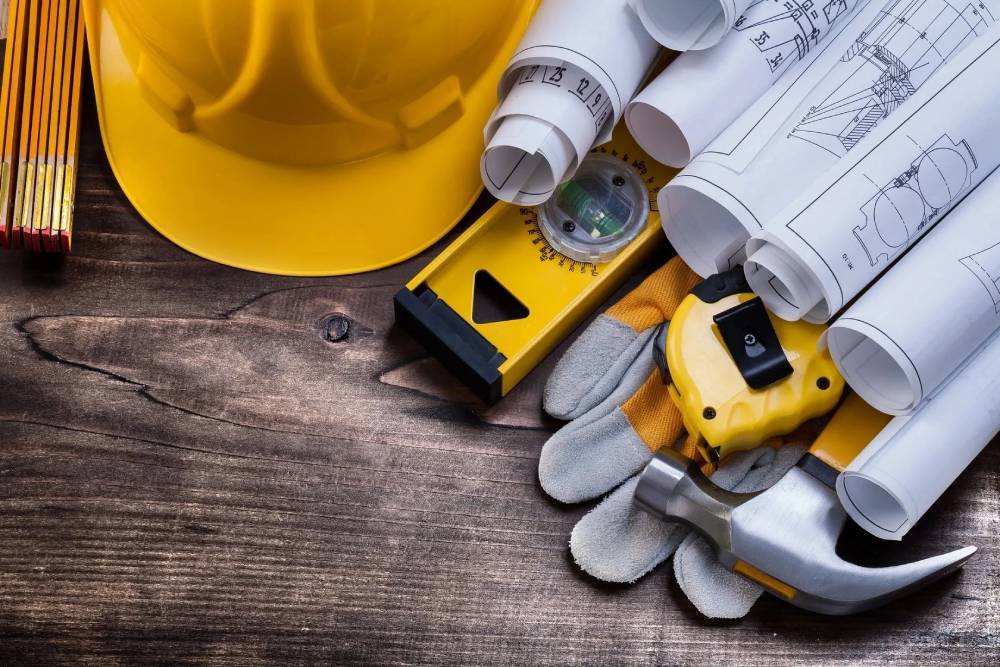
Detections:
[625, 0, 863, 168]
[481, 0, 660, 205]
[744, 19, 1000, 323]
[661, 0, 999, 277]
[837, 329, 1000, 540]
[483, 62, 610, 205]
[824, 170, 1000, 414]
[629, 0, 752, 51]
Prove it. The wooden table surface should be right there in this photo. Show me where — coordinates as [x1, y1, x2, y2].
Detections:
[0, 87, 998, 666]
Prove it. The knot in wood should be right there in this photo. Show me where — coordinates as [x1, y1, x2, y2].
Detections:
[322, 314, 351, 343]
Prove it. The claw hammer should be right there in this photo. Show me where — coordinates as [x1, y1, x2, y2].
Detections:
[634, 393, 977, 615]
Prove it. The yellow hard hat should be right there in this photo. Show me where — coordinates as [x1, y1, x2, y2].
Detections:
[82, 0, 537, 275]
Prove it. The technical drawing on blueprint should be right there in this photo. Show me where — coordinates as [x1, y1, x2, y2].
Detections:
[659, 0, 1000, 279]
[962, 242, 1000, 312]
[744, 24, 1000, 324]
[824, 172, 1000, 416]
[790, 0, 998, 157]
[734, 0, 859, 74]
[853, 134, 978, 267]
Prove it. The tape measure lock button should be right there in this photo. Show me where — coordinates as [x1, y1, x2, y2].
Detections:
[713, 296, 794, 390]
[538, 154, 649, 264]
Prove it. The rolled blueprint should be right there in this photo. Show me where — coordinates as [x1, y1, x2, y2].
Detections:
[743, 19, 1000, 323]
[481, 0, 660, 206]
[662, 0, 1000, 277]
[629, 0, 752, 51]
[626, 0, 863, 167]
[837, 329, 1000, 540]
[824, 170, 1000, 414]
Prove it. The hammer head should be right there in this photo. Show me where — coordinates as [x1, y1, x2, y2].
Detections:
[635, 449, 976, 615]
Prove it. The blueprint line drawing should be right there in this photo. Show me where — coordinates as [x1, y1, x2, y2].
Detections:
[853, 134, 977, 267]
[961, 242, 1000, 312]
[515, 64, 614, 130]
[734, 0, 858, 74]
[624, 0, 865, 171]
[790, 0, 996, 157]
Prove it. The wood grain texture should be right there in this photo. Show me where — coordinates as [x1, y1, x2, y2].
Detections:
[0, 89, 998, 667]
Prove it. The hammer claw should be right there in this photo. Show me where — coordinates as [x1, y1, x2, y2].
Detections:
[782, 545, 978, 615]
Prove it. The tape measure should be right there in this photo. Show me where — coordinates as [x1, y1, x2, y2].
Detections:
[395, 126, 674, 404]
[655, 267, 846, 463]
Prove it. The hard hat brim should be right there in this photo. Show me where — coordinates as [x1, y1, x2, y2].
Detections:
[84, 5, 513, 276]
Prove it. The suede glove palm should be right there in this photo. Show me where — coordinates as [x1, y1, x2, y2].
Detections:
[539, 257, 806, 618]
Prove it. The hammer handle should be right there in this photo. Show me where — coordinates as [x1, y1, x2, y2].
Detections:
[808, 393, 891, 473]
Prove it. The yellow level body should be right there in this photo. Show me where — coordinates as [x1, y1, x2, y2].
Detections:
[395, 127, 674, 403]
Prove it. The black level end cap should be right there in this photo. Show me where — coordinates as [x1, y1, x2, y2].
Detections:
[393, 285, 505, 405]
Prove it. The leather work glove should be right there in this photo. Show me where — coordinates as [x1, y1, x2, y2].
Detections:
[538, 256, 808, 619]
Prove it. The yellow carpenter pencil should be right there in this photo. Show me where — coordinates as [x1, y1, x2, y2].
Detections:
[0, 0, 29, 246]
[39, 0, 68, 251]
[48, 0, 76, 251]
[12, 0, 40, 248]
[59, 0, 84, 253]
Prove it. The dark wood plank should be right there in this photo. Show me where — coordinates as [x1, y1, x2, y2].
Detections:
[0, 85, 997, 667]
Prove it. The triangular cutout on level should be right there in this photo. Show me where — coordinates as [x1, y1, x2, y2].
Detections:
[472, 270, 530, 324]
